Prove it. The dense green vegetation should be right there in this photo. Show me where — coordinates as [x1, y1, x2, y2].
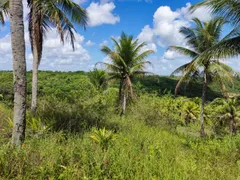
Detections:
[1, 0, 240, 178]
[1, 71, 240, 179]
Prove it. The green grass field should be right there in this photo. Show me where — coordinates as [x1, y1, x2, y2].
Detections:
[1, 71, 240, 179]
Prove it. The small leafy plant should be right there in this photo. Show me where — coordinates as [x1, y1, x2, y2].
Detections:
[90, 128, 115, 151]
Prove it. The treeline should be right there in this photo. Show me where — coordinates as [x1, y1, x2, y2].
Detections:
[1, 70, 240, 103]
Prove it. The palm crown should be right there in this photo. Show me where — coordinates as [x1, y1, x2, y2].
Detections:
[190, 0, 240, 61]
[170, 17, 237, 96]
[100, 32, 154, 114]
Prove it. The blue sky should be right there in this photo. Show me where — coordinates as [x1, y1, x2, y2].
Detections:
[0, 0, 239, 74]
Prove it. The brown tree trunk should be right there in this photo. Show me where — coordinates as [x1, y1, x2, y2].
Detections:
[200, 71, 207, 137]
[31, 45, 39, 113]
[10, 0, 27, 146]
[118, 78, 123, 106]
[121, 92, 126, 116]
[120, 77, 127, 116]
[229, 116, 236, 136]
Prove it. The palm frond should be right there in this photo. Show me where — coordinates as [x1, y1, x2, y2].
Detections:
[0, 0, 9, 24]
[168, 46, 198, 58]
[190, 0, 240, 26]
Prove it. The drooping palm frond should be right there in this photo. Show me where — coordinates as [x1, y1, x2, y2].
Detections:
[191, 0, 240, 26]
[208, 62, 234, 87]
[168, 46, 198, 58]
[221, 27, 240, 42]
[131, 50, 154, 66]
[203, 36, 240, 60]
[0, 0, 9, 24]
[174, 60, 200, 95]
[179, 26, 200, 49]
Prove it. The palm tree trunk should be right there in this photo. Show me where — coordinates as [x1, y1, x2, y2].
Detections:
[200, 71, 207, 137]
[121, 92, 127, 115]
[120, 77, 127, 116]
[10, 0, 27, 146]
[31, 45, 39, 113]
[230, 119, 234, 136]
[118, 78, 123, 106]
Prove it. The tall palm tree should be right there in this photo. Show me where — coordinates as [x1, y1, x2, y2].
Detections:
[169, 17, 238, 137]
[99, 33, 154, 115]
[190, 0, 240, 60]
[9, 0, 27, 146]
[0, 0, 88, 112]
[29, 0, 87, 112]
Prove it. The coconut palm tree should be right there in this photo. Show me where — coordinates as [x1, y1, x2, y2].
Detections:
[99, 32, 154, 115]
[29, 0, 87, 112]
[168, 17, 238, 137]
[219, 98, 240, 135]
[0, 0, 88, 112]
[9, 0, 27, 146]
[89, 68, 108, 90]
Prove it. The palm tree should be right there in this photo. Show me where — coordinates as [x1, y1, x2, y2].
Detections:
[99, 33, 154, 115]
[169, 17, 238, 137]
[29, 0, 87, 112]
[219, 98, 240, 135]
[190, 0, 240, 60]
[89, 68, 108, 90]
[9, 0, 27, 146]
[0, 0, 88, 112]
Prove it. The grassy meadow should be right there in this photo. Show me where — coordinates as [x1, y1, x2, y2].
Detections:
[1, 71, 240, 179]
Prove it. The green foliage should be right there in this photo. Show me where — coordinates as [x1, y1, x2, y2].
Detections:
[0, 70, 240, 179]
[90, 128, 115, 151]
[89, 68, 109, 90]
[169, 17, 237, 96]
[1, 119, 240, 179]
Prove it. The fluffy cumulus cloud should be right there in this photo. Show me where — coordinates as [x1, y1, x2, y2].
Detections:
[38, 30, 91, 71]
[85, 40, 96, 46]
[86, 2, 120, 27]
[138, 3, 211, 49]
[0, 29, 92, 71]
[137, 3, 212, 74]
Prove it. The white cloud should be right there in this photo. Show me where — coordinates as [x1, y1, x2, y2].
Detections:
[138, 2, 212, 49]
[163, 50, 185, 60]
[72, 0, 88, 4]
[100, 40, 108, 47]
[136, 2, 212, 74]
[85, 40, 96, 46]
[86, 2, 120, 27]
[180, 3, 212, 22]
[0, 29, 92, 71]
[138, 25, 154, 43]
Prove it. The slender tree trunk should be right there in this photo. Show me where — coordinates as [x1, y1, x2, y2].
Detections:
[200, 71, 207, 137]
[10, 0, 27, 146]
[118, 78, 123, 106]
[230, 119, 234, 136]
[121, 92, 127, 115]
[31, 45, 39, 113]
[120, 76, 127, 116]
